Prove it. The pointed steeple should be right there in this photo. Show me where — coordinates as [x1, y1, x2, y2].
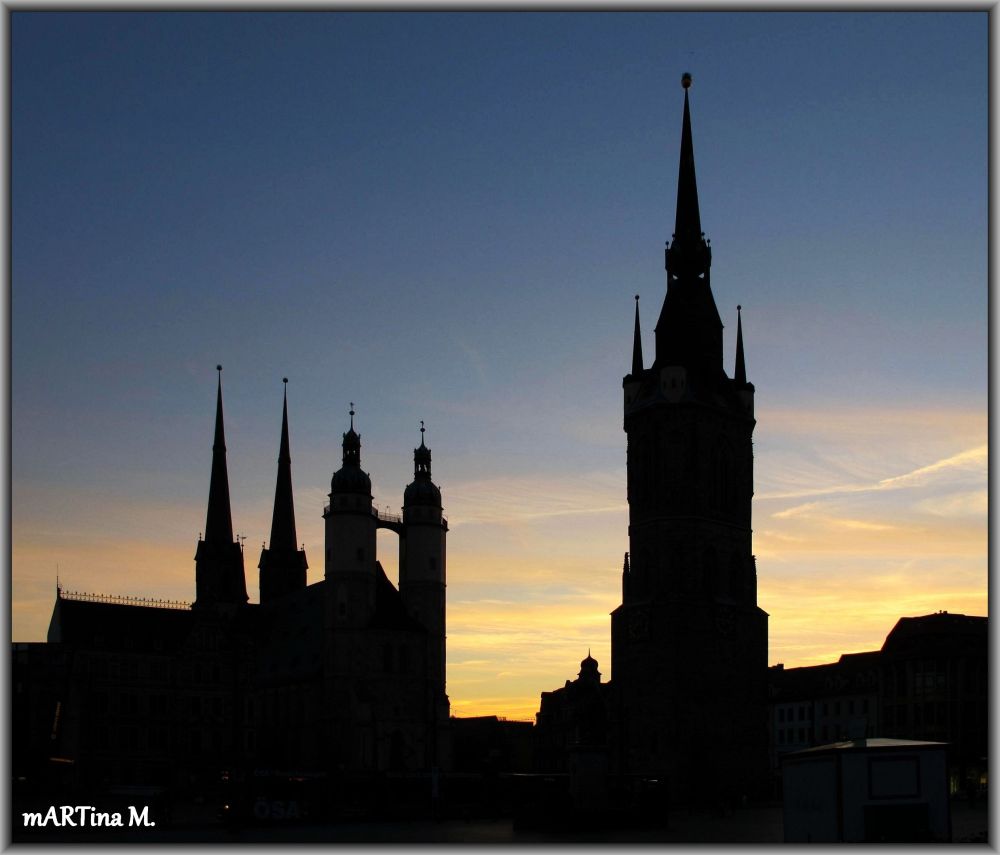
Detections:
[631, 295, 644, 376]
[665, 72, 711, 279]
[195, 365, 247, 608]
[655, 74, 723, 380]
[204, 365, 234, 546]
[734, 305, 747, 386]
[259, 378, 307, 604]
[268, 378, 297, 553]
[674, 73, 702, 246]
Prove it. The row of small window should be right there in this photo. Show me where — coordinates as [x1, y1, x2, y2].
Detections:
[883, 701, 950, 728]
[91, 691, 229, 719]
[777, 728, 809, 745]
[86, 657, 225, 684]
[776, 723, 875, 746]
[91, 726, 254, 754]
[776, 697, 870, 722]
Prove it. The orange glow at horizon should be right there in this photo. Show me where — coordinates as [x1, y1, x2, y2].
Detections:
[11, 403, 986, 721]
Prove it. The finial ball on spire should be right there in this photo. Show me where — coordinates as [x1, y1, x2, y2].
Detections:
[216, 364, 222, 372]
[283, 377, 288, 384]
[635, 294, 640, 302]
[737, 304, 742, 312]
[681, 72, 692, 89]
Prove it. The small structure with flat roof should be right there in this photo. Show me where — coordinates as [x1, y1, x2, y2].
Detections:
[782, 737, 950, 842]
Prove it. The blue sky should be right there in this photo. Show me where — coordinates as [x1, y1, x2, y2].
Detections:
[12, 11, 987, 717]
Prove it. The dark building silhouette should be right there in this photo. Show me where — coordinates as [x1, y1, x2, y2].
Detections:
[535, 74, 768, 806]
[770, 612, 988, 797]
[615, 76, 768, 797]
[19, 370, 451, 809]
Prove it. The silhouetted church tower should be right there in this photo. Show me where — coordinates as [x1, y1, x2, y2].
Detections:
[194, 366, 249, 609]
[610, 76, 768, 797]
[400, 423, 448, 705]
[324, 405, 378, 626]
[259, 379, 308, 603]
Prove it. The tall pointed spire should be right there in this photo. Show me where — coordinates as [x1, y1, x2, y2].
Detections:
[268, 378, 297, 552]
[674, 72, 702, 246]
[631, 295, 644, 376]
[664, 73, 712, 281]
[204, 365, 234, 546]
[735, 305, 747, 386]
[195, 365, 247, 608]
[259, 378, 307, 604]
[655, 73, 722, 378]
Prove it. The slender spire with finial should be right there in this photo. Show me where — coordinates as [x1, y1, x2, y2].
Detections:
[204, 365, 234, 546]
[268, 377, 297, 552]
[259, 377, 308, 602]
[195, 365, 248, 608]
[631, 295, 644, 376]
[656, 74, 722, 377]
[674, 72, 702, 248]
[735, 305, 747, 385]
[349, 403, 355, 431]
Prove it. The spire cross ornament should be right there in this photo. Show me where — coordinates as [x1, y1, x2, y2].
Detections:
[420, 420, 425, 441]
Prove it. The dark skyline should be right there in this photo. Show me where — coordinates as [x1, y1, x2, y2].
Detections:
[12, 11, 987, 720]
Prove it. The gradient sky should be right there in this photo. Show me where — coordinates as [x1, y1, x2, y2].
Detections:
[12, 11, 987, 720]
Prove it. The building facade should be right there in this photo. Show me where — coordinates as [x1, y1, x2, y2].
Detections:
[19, 373, 450, 802]
[769, 612, 987, 797]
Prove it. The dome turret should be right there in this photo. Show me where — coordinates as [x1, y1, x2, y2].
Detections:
[578, 650, 601, 685]
[330, 404, 372, 496]
[403, 421, 441, 508]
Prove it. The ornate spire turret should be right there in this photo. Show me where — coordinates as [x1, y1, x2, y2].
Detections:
[405, 421, 441, 509]
[735, 305, 747, 386]
[631, 295, 643, 376]
[414, 421, 431, 479]
[259, 379, 308, 603]
[331, 403, 371, 496]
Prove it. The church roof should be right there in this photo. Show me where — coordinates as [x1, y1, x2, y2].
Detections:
[48, 596, 193, 650]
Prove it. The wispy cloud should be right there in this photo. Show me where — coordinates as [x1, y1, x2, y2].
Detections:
[447, 470, 625, 526]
